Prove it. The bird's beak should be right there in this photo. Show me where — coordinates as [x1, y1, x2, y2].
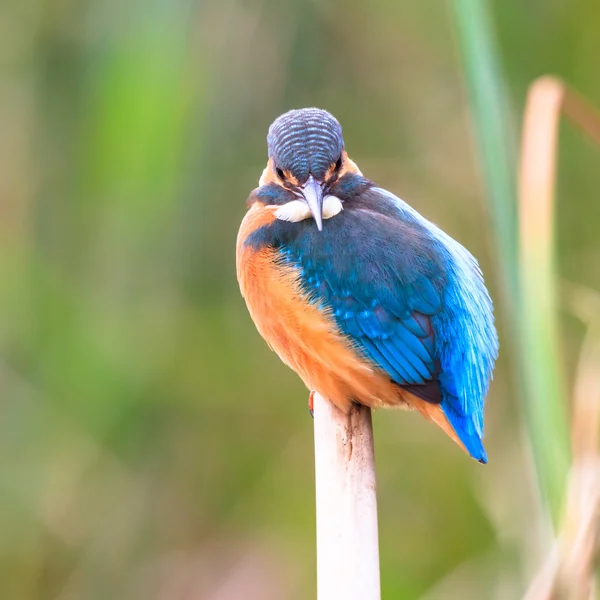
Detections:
[301, 175, 324, 231]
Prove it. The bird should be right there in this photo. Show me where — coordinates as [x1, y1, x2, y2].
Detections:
[236, 108, 498, 463]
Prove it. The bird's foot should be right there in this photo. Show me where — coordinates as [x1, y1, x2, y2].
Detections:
[308, 391, 315, 418]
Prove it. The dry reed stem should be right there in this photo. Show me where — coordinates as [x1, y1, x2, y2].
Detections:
[313, 393, 381, 600]
[520, 77, 600, 600]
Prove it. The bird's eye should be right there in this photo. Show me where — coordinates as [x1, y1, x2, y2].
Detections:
[275, 167, 285, 181]
[334, 156, 343, 172]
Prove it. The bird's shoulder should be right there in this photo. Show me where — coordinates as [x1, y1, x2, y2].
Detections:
[295, 184, 451, 290]
[241, 180, 452, 316]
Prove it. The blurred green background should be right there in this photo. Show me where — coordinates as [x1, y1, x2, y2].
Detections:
[1, 1, 600, 598]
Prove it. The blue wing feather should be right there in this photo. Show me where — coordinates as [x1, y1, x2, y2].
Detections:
[286, 206, 448, 393]
[368, 188, 498, 458]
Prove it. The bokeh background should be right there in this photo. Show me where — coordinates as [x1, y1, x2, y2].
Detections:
[1, 1, 600, 598]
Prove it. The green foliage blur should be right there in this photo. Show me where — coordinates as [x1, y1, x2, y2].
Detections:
[1, 1, 599, 598]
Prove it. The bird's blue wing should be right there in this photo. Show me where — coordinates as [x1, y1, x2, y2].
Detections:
[276, 189, 497, 461]
[366, 187, 498, 451]
[297, 252, 442, 400]
[280, 204, 448, 395]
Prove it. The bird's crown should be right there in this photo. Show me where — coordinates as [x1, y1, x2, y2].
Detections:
[267, 108, 344, 184]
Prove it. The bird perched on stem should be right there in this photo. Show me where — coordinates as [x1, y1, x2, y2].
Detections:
[237, 108, 498, 463]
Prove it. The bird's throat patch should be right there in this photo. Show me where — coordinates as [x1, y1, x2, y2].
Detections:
[274, 196, 343, 224]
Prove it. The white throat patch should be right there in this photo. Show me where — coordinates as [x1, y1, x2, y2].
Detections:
[322, 195, 344, 219]
[274, 195, 343, 224]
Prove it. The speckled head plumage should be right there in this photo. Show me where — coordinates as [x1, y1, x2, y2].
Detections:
[267, 108, 344, 184]
[258, 108, 363, 231]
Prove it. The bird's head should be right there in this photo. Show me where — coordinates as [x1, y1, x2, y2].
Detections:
[258, 108, 363, 231]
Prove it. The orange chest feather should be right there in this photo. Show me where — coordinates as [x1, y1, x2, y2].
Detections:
[236, 212, 333, 372]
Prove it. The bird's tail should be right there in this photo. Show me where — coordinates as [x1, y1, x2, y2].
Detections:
[441, 402, 487, 463]
[414, 400, 487, 464]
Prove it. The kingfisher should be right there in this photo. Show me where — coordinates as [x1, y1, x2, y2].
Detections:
[236, 108, 498, 463]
